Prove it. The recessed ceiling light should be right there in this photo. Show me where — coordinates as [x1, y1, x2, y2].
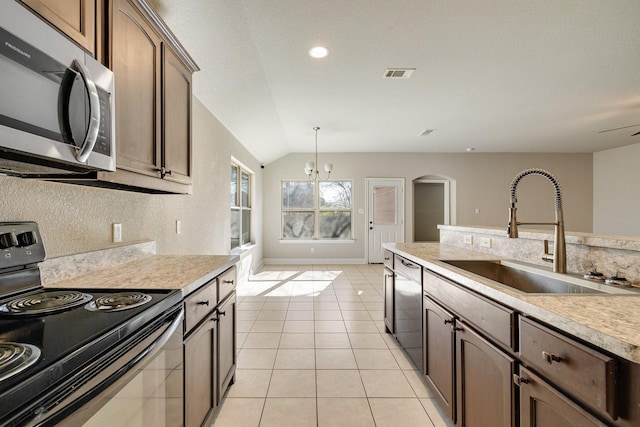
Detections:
[308, 46, 329, 58]
[465, 148, 475, 152]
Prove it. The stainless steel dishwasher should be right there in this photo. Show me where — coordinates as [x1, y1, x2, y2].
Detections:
[393, 255, 423, 371]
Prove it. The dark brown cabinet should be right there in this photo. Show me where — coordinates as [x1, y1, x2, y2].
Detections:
[183, 266, 237, 427]
[19, 0, 97, 55]
[217, 292, 236, 401]
[100, 0, 198, 194]
[423, 296, 455, 421]
[518, 366, 606, 427]
[184, 309, 217, 427]
[456, 320, 516, 427]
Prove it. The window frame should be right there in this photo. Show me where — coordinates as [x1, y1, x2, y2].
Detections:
[281, 179, 353, 240]
[231, 161, 253, 250]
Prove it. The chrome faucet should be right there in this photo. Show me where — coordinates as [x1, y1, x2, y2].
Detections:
[507, 168, 566, 273]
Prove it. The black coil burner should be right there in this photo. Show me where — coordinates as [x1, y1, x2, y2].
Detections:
[0, 291, 93, 315]
[0, 342, 41, 382]
[85, 292, 152, 312]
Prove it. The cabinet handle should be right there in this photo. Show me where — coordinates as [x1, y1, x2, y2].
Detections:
[453, 326, 464, 332]
[154, 166, 173, 178]
[400, 259, 420, 269]
[196, 300, 210, 306]
[444, 319, 453, 325]
[210, 316, 219, 322]
[223, 280, 234, 284]
[513, 374, 530, 386]
[384, 257, 390, 261]
[542, 351, 562, 364]
[217, 310, 226, 316]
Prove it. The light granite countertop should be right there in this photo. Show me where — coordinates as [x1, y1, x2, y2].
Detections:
[45, 255, 239, 297]
[385, 242, 640, 364]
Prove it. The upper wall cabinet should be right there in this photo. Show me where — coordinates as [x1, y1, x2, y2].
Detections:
[105, 0, 198, 194]
[18, 0, 98, 56]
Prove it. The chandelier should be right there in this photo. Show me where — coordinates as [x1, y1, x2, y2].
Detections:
[304, 126, 333, 181]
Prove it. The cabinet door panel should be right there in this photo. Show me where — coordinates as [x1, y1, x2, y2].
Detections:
[456, 320, 516, 427]
[184, 315, 217, 427]
[163, 45, 192, 184]
[423, 296, 455, 422]
[111, 0, 162, 177]
[217, 293, 236, 402]
[20, 0, 95, 54]
[519, 367, 606, 427]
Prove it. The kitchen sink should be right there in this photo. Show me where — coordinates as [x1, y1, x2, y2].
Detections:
[440, 260, 638, 295]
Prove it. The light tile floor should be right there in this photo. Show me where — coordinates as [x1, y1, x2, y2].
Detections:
[211, 264, 454, 427]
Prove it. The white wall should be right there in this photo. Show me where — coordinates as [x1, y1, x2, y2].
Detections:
[263, 152, 593, 263]
[0, 98, 264, 273]
[593, 142, 640, 237]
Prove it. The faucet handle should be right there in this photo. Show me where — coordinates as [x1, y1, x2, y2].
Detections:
[541, 240, 554, 263]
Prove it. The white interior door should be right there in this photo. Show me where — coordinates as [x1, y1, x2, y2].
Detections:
[367, 178, 404, 263]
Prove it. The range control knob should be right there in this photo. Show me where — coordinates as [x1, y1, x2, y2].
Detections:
[16, 231, 38, 247]
[0, 232, 18, 249]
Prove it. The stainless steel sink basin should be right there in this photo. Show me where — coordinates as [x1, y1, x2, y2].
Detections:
[441, 260, 638, 295]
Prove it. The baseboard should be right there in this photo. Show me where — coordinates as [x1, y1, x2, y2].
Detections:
[263, 258, 368, 265]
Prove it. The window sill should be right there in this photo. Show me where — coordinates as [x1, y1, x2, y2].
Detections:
[279, 239, 356, 244]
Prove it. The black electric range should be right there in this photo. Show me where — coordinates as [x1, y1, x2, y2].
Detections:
[0, 222, 182, 426]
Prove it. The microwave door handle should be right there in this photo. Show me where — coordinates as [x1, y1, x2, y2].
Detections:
[72, 59, 100, 163]
[59, 59, 101, 163]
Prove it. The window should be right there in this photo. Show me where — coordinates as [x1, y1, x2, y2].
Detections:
[231, 163, 252, 249]
[282, 180, 352, 239]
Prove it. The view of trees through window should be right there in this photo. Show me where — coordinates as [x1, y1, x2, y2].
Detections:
[282, 181, 352, 239]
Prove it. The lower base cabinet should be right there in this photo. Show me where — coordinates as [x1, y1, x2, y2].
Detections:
[217, 292, 237, 400]
[456, 320, 516, 427]
[423, 295, 455, 421]
[183, 267, 237, 427]
[518, 367, 606, 427]
[184, 312, 217, 427]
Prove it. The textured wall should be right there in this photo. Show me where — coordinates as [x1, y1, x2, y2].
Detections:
[263, 152, 593, 262]
[593, 142, 640, 237]
[0, 98, 263, 265]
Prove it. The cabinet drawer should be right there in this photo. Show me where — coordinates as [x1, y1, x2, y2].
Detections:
[184, 279, 217, 332]
[217, 268, 236, 303]
[395, 255, 421, 283]
[383, 250, 393, 269]
[519, 316, 616, 419]
[423, 270, 515, 350]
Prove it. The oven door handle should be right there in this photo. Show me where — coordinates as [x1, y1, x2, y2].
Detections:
[58, 59, 101, 163]
[29, 307, 184, 426]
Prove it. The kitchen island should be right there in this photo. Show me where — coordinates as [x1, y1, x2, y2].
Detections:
[384, 241, 640, 427]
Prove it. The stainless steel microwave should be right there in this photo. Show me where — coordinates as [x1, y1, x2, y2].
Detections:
[0, 1, 115, 176]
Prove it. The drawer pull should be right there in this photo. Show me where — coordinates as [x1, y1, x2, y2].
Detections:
[400, 259, 420, 269]
[384, 257, 390, 261]
[196, 300, 210, 306]
[223, 280, 234, 284]
[513, 374, 530, 386]
[542, 351, 562, 364]
[444, 319, 453, 325]
[210, 316, 219, 322]
[217, 310, 226, 316]
[453, 326, 464, 332]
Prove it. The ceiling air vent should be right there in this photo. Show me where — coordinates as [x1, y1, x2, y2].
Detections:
[383, 68, 416, 79]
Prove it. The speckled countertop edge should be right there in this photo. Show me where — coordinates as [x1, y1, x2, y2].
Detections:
[45, 255, 240, 297]
[385, 242, 640, 363]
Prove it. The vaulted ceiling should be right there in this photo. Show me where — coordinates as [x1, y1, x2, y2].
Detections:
[154, 0, 640, 164]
